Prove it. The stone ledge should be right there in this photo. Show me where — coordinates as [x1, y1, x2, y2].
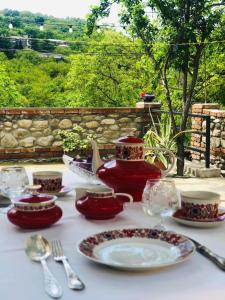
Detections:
[0, 107, 152, 115]
[184, 160, 221, 178]
[0, 144, 115, 160]
[192, 103, 220, 109]
[136, 102, 161, 109]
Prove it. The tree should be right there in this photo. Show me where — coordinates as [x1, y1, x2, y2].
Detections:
[65, 30, 151, 107]
[194, 14, 225, 104]
[0, 53, 27, 107]
[87, 0, 225, 175]
[5, 50, 70, 107]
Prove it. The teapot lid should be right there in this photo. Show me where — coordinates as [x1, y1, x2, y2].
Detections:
[115, 135, 144, 144]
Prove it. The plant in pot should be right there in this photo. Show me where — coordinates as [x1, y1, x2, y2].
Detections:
[58, 125, 96, 172]
[144, 114, 189, 171]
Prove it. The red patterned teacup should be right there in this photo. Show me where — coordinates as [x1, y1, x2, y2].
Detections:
[33, 171, 62, 192]
[180, 191, 220, 221]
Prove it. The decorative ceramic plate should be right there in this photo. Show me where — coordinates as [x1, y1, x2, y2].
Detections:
[172, 209, 225, 228]
[46, 186, 73, 197]
[77, 228, 195, 271]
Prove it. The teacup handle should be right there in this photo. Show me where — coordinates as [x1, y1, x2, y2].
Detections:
[115, 193, 133, 203]
[145, 147, 176, 177]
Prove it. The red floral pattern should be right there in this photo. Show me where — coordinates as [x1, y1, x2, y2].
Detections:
[115, 145, 144, 160]
[15, 202, 55, 212]
[33, 177, 62, 192]
[181, 201, 219, 220]
[79, 228, 193, 260]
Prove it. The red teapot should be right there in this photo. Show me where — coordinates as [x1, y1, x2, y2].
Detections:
[91, 135, 176, 202]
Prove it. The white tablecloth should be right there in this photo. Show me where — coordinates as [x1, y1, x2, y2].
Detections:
[1, 169, 225, 300]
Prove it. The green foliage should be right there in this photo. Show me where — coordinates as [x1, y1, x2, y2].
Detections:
[0, 9, 154, 108]
[3, 50, 70, 107]
[58, 125, 96, 155]
[0, 9, 86, 42]
[87, 0, 224, 118]
[194, 14, 225, 106]
[87, 0, 224, 175]
[0, 7, 224, 111]
[144, 115, 189, 167]
[144, 115, 177, 167]
[0, 53, 28, 107]
[65, 31, 150, 107]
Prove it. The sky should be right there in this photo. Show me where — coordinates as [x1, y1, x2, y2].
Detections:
[0, 0, 119, 23]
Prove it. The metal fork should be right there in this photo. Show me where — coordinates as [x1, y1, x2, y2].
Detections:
[51, 240, 85, 290]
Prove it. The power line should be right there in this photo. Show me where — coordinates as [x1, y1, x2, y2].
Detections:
[0, 35, 224, 47]
[0, 47, 144, 56]
[0, 35, 135, 46]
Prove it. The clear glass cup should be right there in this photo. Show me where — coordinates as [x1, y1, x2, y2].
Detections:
[0, 166, 29, 213]
[142, 178, 180, 230]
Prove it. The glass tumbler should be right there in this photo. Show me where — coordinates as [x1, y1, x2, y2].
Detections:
[0, 166, 29, 212]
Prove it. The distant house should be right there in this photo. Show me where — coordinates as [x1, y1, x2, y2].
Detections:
[38, 52, 67, 61]
[6, 36, 69, 50]
[8, 35, 30, 48]
[47, 39, 69, 48]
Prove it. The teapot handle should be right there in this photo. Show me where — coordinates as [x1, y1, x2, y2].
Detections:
[115, 193, 133, 203]
[145, 147, 176, 177]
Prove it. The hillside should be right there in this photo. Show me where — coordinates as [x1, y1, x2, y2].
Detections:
[0, 9, 147, 108]
[0, 9, 86, 56]
[0, 8, 224, 108]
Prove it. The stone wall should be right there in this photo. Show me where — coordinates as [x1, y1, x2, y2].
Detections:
[0, 104, 160, 161]
[191, 103, 225, 169]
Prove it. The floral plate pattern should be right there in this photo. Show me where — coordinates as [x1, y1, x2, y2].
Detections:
[77, 228, 195, 271]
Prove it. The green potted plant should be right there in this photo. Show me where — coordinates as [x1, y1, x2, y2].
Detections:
[144, 114, 189, 170]
[58, 125, 96, 171]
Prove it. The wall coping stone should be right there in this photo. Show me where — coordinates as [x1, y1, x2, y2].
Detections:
[192, 103, 220, 109]
[0, 107, 151, 116]
[136, 102, 161, 109]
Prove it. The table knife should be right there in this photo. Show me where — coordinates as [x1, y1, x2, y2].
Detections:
[188, 238, 225, 271]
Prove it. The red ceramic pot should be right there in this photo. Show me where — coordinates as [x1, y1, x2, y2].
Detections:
[7, 194, 62, 229]
[76, 187, 132, 220]
[92, 136, 176, 202]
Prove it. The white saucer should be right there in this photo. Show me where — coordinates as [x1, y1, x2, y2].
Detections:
[46, 186, 73, 197]
[172, 209, 225, 228]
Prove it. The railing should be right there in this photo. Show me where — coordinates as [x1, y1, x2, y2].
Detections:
[151, 109, 211, 168]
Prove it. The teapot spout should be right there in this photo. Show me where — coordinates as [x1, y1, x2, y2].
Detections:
[91, 140, 103, 174]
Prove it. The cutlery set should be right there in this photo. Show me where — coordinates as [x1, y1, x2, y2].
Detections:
[25, 234, 225, 298]
[25, 235, 85, 299]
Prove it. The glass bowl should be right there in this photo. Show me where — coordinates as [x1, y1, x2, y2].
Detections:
[63, 155, 101, 184]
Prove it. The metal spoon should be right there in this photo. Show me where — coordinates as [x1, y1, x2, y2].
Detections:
[25, 235, 63, 298]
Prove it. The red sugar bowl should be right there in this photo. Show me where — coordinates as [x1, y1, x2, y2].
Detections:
[7, 194, 62, 229]
[75, 186, 133, 220]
